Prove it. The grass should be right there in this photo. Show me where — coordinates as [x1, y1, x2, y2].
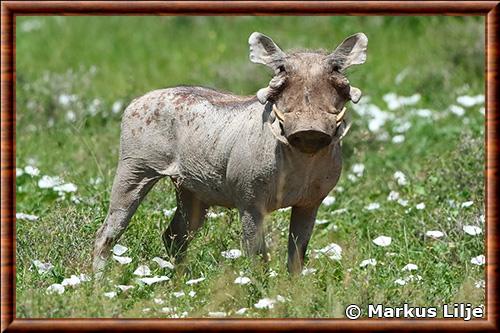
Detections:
[15, 16, 485, 318]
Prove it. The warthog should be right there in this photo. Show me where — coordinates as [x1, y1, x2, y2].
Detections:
[93, 32, 367, 274]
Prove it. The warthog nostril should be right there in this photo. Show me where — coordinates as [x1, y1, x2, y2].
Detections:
[288, 130, 332, 153]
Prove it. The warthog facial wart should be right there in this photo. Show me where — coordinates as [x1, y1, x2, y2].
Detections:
[93, 31, 368, 275]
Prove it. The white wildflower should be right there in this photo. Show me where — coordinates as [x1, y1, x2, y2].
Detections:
[154, 298, 164, 305]
[186, 277, 205, 285]
[161, 307, 176, 313]
[352, 163, 365, 177]
[449, 105, 465, 116]
[112, 244, 128, 256]
[235, 308, 248, 315]
[457, 95, 484, 107]
[276, 295, 287, 303]
[415, 108, 433, 118]
[188, 291, 196, 297]
[172, 291, 185, 298]
[470, 255, 485, 266]
[61, 275, 82, 287]
[315, 219, 329, 225]
[16, 213, 39, 221]
[136, 276, 169, 285]
[53, 183, 77, 194]
[112, 100, 123, 114]
[426, 230, 444, 239]
[322, 196, 335, 206]
[359, 259, 377, 268]
[268, 269, 278, 278]
[254, 298, 276, 309]
[365, 202, 380, 211]
[331, 208, 347, 215]
[38, 175, 63, 189]
[162, 208, 176, 217]
[58, 94, 77, 106]
[278, 207, 291, 212]
[397, 198, 409, 206]
[335, 186, 344, 192]
[463, 225, 482, 236]
[393, 171, 408, 186]
[47, 283, 65, 295]
[152, 257, 174, 269]
[112, 255, 132, 265]
[402, 264, 418, 271]
[32, 260, 54, 274]
[221, 249, 242, 260]
[416, 202, 426, 210]
[206, 211, 225, 218]
[16, 168, 24, 177]
[475, 280, 485, 289]
[393, 121, 411, 133]
[24, 165, 40, 176]
[387, 191, 400, 201]
[66, 111, 76, 122]
[133, 265, 151, 277]
[383, 93, 421, 110]
[116, 285, 134, 292]
[313, 243, 342, 261]
[392, 135, 405, 144]
[301, 268, 317, 275]
[394, 278, 407, 286]
[104, 291, 117, 299]
[461, 201, 474, 208]
[347, 174, 358, 182]
[234, 276, 251, 285]
[373, 236, 392, 247]
[406, 274, 423, 282]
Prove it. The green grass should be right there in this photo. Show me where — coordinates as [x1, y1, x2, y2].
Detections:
[15, 16, 485, 318]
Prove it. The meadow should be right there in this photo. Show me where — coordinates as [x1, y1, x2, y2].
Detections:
[15, 16, 485, 318]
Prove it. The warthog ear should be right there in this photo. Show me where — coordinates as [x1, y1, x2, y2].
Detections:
[328, 33, 368, 71]
[248, 32, 286, 71]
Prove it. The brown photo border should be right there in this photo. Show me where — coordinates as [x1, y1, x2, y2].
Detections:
[1, 1, 498, 332]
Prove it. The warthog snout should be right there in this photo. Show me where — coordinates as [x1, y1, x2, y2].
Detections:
[278, 106, 338, 153]
[288, 129, 332, 153]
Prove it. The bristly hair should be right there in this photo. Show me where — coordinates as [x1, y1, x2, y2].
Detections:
[287, 48, 329, 56]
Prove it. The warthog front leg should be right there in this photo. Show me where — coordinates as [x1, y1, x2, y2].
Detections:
[240, 208, 268, 261]
[162, 187, 208, 263]
[93, 160, 162, 274]
[287, 205, 319, 274]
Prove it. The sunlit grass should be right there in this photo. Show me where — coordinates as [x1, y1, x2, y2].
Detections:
[15, 16, 484, 318]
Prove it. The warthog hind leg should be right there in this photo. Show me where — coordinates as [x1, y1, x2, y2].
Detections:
[162, 187, 208, 263]
[93, 160, 162, 274]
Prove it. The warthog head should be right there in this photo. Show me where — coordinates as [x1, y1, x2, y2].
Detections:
[249, 32, 367, 153]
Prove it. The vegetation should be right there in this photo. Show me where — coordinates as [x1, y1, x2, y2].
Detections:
[16, 16, 485, 318]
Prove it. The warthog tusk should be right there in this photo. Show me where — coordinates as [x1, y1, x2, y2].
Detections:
[336, 107, 347, 128]
[336, 107, 346, 122]
[339, 121, 352, 141]
[273, 104, 286, 122]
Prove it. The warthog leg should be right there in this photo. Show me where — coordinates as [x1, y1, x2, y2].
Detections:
[162, 187, 208, 263]
[93, 159, 162, 274]
[240, 208, 268, 261]
[288, 205, 319, 274]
